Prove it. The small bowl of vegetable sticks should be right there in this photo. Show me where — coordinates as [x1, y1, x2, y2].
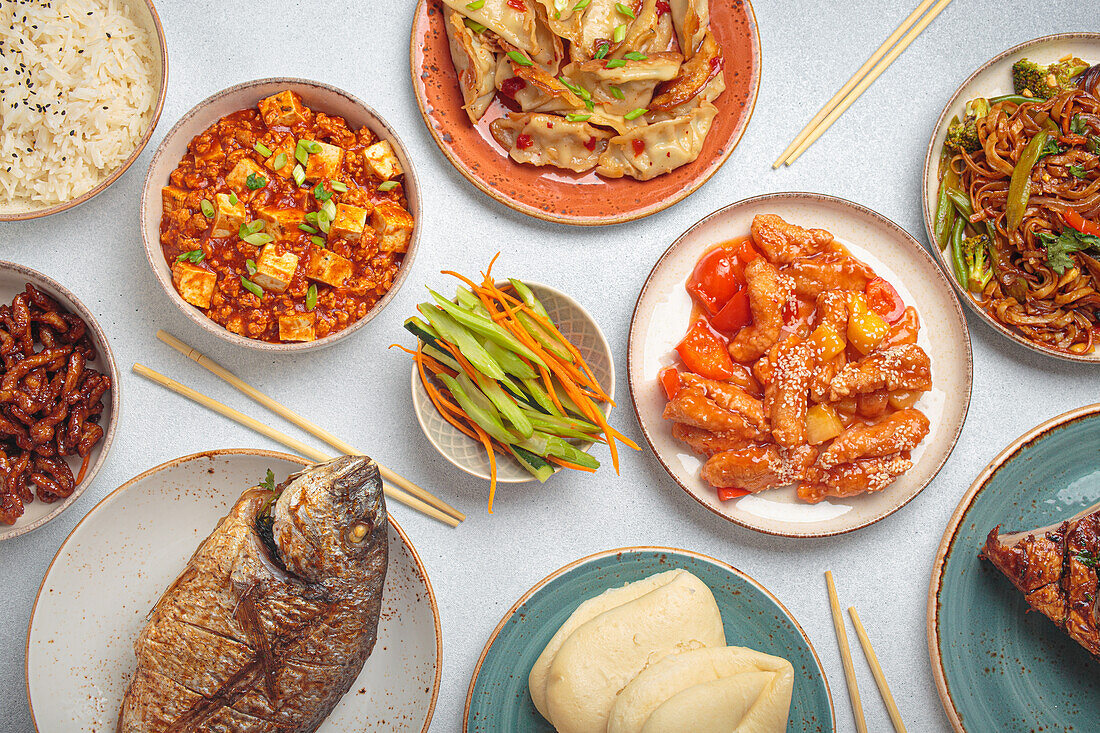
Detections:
[402, 258, 636, 511]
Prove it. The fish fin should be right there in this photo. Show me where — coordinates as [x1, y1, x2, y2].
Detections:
[233, 584, 279, 704]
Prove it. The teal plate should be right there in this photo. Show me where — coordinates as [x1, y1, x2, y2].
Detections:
[465, 547, 834, 732]
[929, 404, 1100, 732]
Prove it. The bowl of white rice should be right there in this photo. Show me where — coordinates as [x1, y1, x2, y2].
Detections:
[0, 0, 167, 221]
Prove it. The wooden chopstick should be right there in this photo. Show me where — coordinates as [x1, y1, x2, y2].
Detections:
[784, 0, 953, 166]
[849, 607, 907, 733]
[772, 0, 938, 168]
[824, 571, 868, 733]
[155, 330, 465, 523]
[132, 363, 460, 528]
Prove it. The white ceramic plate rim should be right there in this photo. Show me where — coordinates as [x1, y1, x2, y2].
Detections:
[627, 191, 973, 537]
[24, 448, 441, 733]
[921, 32, 1100, 364]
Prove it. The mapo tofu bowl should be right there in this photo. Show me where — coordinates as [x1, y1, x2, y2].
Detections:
[140, 79, 421, 351]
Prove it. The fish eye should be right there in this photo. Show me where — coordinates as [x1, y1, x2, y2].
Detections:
[348, 522, 370, 543]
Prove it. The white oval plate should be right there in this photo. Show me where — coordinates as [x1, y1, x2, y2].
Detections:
[26, 449, 440, 732]
[921, 33, 1100, 363]
[628, 192, 973, 537]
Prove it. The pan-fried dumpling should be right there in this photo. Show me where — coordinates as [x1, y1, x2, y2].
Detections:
[442, 0, 556, 64]
[533, 0, 584, 49]
[445, 12, 499, 123]
[596, 103, 716, 180]
[649, 30, 723, 116]
[496, 57, 586, 113]
[670, 0, 708, 57]
[614, 0, 676, 57]
[490, 113, 614, 172]
[607, 646, 795, 733]
[575, 0, 621, 60]
[562, 52, 682, 116]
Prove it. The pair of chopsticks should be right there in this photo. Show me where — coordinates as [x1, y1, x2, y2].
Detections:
[133, 330, 465, 528]
[824, 571, 907, 733]
[773, 0, 953, 167]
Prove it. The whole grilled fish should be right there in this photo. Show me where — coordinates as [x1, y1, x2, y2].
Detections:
[119, 455, 388, 732]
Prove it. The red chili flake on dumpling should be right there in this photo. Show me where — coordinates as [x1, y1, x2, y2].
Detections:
[499, 77, 527, 98]
[584, 137, 597, 151]
[656, 1, 671, 14]
[507, 0, 527, 10]
[632, 138, 646, 156]
[517, 134, 533, 150]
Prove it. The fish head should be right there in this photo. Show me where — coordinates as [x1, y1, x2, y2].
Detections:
[270, 455, 386, 582]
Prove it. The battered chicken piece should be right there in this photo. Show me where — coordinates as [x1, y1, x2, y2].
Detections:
[701, 444, 817, 492]
[798, 455, 913, 503]
[882, 306, 920, 348]
[728, 259, 788, 362]
[750, 214, 834, 264]
[808, 291, 848, 403]
[826, 344, 932, 401]
[856, 391, 889, 418]
[817, 408, 930, 469]
[770, 338, 815, 448]
[784, 253, 875, 299]
[671, 423, 751, 457]
[664, 375, 768, 438]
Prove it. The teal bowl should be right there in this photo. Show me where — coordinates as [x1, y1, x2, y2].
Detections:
[929, 404, 1100, 731]
[465, 547, 834, 732]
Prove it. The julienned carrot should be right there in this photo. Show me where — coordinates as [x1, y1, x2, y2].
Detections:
[393, 343, 455, 378]
[471, 419, 498, 513]
[415, 345, 481, 442]
[536, 362, 567, 414]
[548, 456, 597, 473]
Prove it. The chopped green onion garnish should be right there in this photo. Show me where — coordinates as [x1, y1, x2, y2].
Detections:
[176, 249, 204, 263]
[584, 99, 594, 111]
[273, 152, 287, 170]
[623, 51, 647, 61]
[253, 142, 273, 157]
[317, 211, 331, 234]
[566, 114, 592, 122]
[294, 142, 309, 166]
[314, 183, 333, 202]
[292, 164, 306, 186]
[240, 277, 263, 298]
[330, 180, 348, 192]
[243, 233, 274, 246]
[572, 0, 590, 9]
[200, 199, 214, 218]
[507, 51, 533, 67]
[605, 59, 626, 68]
[378, 181, 399, 192]
[306, 284, 318, 311]
[464, 18, 487, 32]
[304, 140, 323, 154]
[613, 24, 626, 43]
[321, 198, 337, 222]
[624, 107, 647, 120]
[466, 0, 485, 8]
[245, 173, 267, 190]
[245, 258, 257, 276]
[298, 223, 318, 234]
[241, 220, 265, 236]
[594, 42, 610, 60]
[310, 235, 326, 248]
[609, 85, 625, 100]
[228, 192, 239, 206]
[615, 2, 635, 18]
[304, 211, 319, 224]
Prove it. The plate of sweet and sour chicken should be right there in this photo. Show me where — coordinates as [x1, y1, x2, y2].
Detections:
[628, 193, 973, 537]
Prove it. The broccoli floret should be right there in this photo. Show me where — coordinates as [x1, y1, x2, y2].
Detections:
[1012, 57, 1090, 99]
[945, 117, 980, 153]
[962, 234, 993, 292]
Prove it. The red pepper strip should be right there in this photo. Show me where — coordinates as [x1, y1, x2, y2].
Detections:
[676, 319, 737, 380]
[865, 277, 906, 323]
[717, 487, 750, 501]
[1064, 210, 1100, 238]
[658, 367, 680, 400]
[709, 287, 752, 333]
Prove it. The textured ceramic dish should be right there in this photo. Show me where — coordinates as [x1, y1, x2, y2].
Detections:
[464, 546, 834, 732]
[628, 192, 973, 537]
[411, 281, 614, 483]
[928, 404, 1100, 732]
[409, 0, 761, 226]
[0, 0, 168, 221]
[0, 262, 119, 541]
[922, 33, 1100, 364]
[140, 78, 421, 352]
[25, 449, 441, 732]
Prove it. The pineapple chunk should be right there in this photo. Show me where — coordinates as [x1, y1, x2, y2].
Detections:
[888, 390, 921, 410]
[810, 323, 845, 362]
[805, 404, 844, 445]
[847, 293, 889, 355]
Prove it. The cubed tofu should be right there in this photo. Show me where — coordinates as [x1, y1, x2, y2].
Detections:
[264, 135, 296, 178]
[303, 141, 344, 182]
[162, 186, 190, 212]
[328, 203, 371, 242]
[279, 313, 316, 342]
[171, 262, 216, 309]
[211, 193, 247, 238]
[372, 200, 415, 253]
[226, 158, 266, 193]
[258, 90, 311, 128]
[256, 206, 305, 240]
[252, 245, 299, 294]
[363, 140, 403, 180]
[305, 249, 353, 287]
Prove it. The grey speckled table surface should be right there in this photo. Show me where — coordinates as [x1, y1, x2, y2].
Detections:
[2, 1, 1099, 731]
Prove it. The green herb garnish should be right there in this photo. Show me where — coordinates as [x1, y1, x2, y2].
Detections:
[304, 211, 319, 224]
[464, 18, 487, 32]
[261, 469, 275, 493]
[378, 181, 399, 192]
[303, 140, 323, 154]
[292, 164, 307, 187]
[294, 141, 309, 166]
[623, 51, 647, 61]
[1088, 136, 1100, 155]
[572, 0, 590, 9]
[1069, 164, 1089, 179]
[321, 198, 337, 222]
[245, 258, 257, 276]
[609, 85, 625, 100]
[330, 180, 348, 192]
[243, 232, 274, 246]
[466, 0, 485, 8]
[615, 2, 635, 17]
[1070, 114, 1088, 136]
[624, 107, 647, 121]
[200, 199, 214, 218]
[612, 24, 626, 43]
[246, 173, 267, 190]
[1075, 551, 1099, 568]
[594, 42, 610, 60]
[239, 220, 265, 238]
[605, 59, 627, 69]
[228, 192, 239, 206]
[565, 113, 592, 122]
[1037, 228, 1100, 275]
[254, 142, 273, 157]
[1037, 138, 1064, 160]
[310, 235, 326, 248]
[507, 50, 533, 67]
[273, 152, 287, 170]
[314, 183, 333, 202]
[176, 249, 204, 263]
[298, 223, 318, 234]
[306, 284, 318, 311]
[241, 276, 263, 298]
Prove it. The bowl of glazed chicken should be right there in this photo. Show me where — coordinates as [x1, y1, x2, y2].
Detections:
[628, 193, 973, 537]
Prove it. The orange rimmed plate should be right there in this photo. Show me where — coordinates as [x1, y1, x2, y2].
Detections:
[410, 0, 760, 226]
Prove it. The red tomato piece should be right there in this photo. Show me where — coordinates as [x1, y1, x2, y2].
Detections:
[865, 277, 906, 323]
[676, 319, 737, 380]
[686, 247, 746, 316]
[658, 367, 680, 400]
[709, 287, 752, 333]
[717, 487, 750, 501]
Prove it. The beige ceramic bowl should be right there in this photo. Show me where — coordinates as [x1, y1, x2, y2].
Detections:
[0, 0, 168, 222]
[140, 78, 421, 352]
[0, 262, 120, 540]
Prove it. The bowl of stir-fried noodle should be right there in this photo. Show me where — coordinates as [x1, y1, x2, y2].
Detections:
[923, 33, 1100, 363]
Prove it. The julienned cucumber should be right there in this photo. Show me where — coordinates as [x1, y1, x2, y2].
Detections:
[509, 445, 555, 482]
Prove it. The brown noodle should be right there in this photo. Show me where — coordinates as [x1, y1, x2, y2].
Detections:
[950, 81, 1100, 354]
